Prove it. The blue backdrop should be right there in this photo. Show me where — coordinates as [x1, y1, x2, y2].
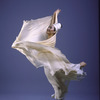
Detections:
[0, 0, 99, 100]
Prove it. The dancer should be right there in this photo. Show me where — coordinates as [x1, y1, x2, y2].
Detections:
[12, 9, 86, 100]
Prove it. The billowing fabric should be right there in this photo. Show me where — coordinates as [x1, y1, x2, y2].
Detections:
[12, 16, 86, 100]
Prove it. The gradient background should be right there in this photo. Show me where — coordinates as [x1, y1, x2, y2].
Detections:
[0, 0, 99, 100]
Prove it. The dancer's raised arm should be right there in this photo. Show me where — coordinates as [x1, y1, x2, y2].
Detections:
[47, 9, 61, 38]
[50, 9, 61, 25]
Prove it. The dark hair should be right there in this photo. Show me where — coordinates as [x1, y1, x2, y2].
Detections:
[54, 27, 56, 31]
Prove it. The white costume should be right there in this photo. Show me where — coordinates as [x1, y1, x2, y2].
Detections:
[12, 15, 86, 100]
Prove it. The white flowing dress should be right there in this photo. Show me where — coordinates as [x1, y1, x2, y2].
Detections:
[12, 16, 86, 100]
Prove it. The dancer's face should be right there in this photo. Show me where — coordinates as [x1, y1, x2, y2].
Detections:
[46, 25, 56, 38]
[47, 25, 55, 32]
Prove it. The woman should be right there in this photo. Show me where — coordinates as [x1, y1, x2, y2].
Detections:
[12, 9, 86, 100]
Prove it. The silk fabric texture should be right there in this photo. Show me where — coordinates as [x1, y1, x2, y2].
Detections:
[12, 16, 85, 100]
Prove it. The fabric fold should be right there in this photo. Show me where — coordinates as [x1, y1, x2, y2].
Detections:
[12, 15, 86, 100]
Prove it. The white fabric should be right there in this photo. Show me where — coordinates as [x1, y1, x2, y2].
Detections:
[12, 15, 86, 100]
[53, 23, 61, 31]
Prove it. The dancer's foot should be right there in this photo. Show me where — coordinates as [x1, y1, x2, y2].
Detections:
[80, 62, 86, 69]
